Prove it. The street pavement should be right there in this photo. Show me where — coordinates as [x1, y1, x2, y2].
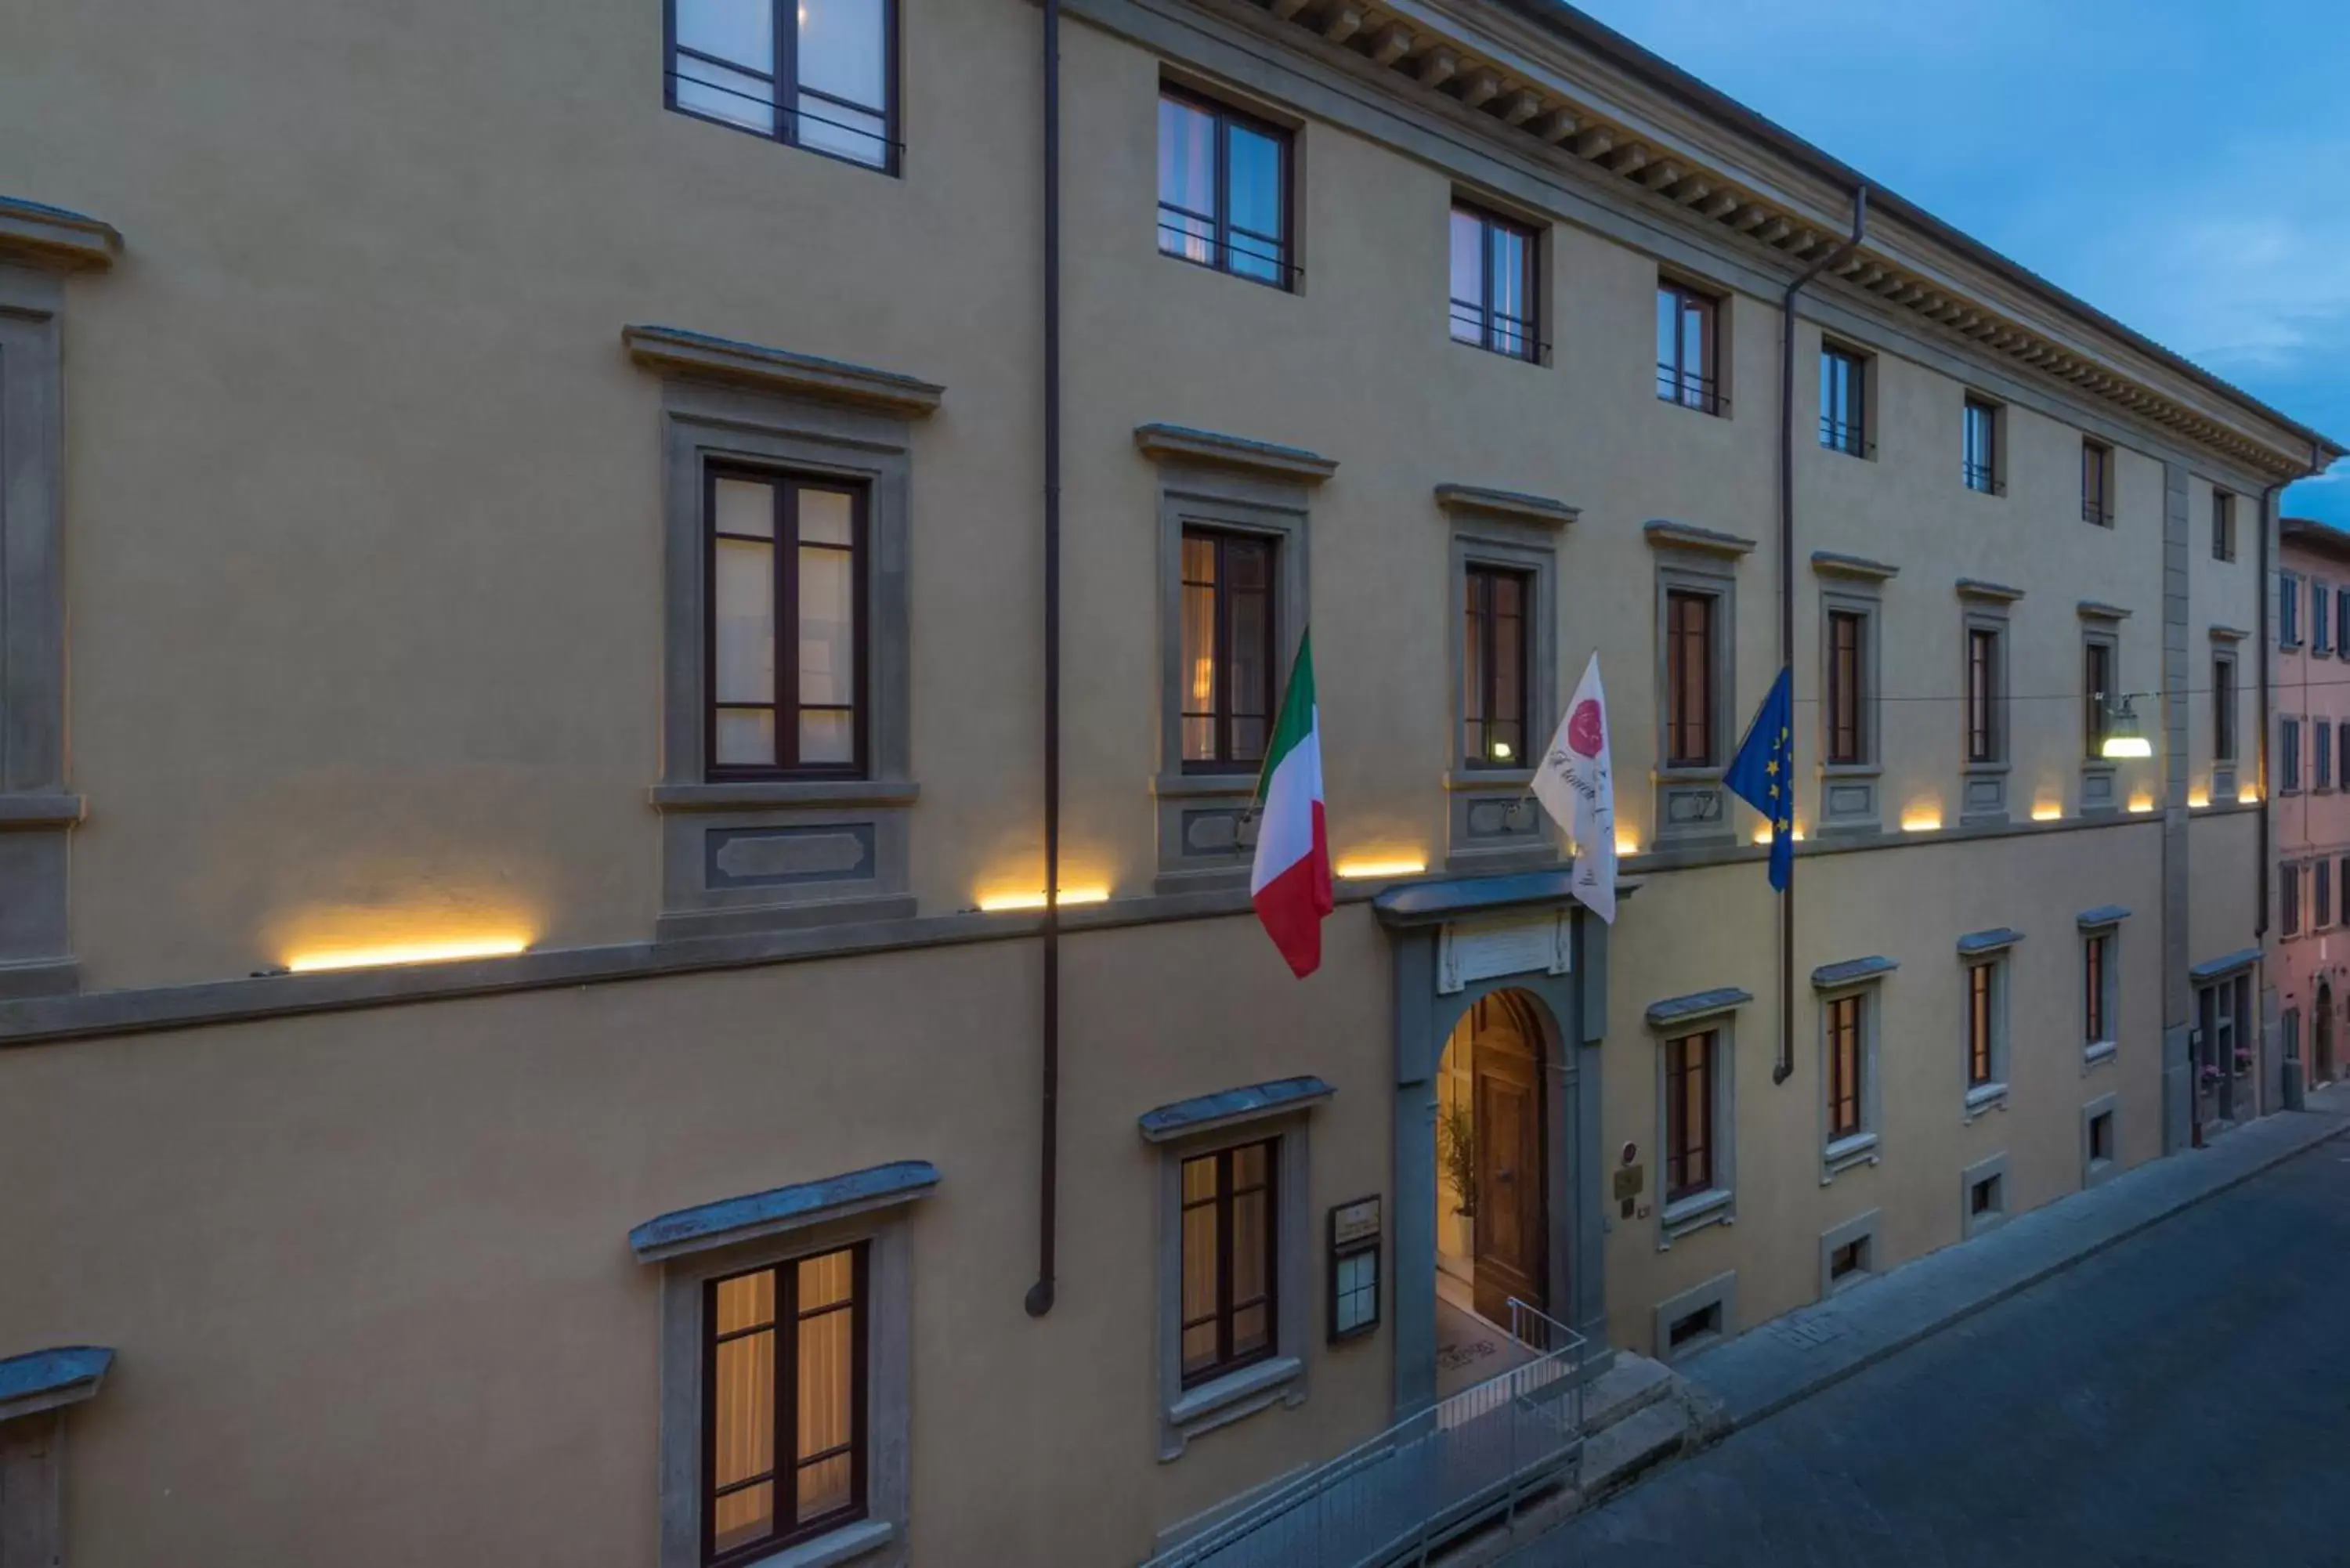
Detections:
[1505, 1137, 2350, 1568]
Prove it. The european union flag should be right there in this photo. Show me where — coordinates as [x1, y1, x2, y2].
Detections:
[1724, 665, 1795, 891]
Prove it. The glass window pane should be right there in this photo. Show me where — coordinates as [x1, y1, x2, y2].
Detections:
[1656, 288, 1678, 378]
[714, 538, 776, 706]
[1227, 123, 1285, 281]
[1181, 1321, 1217, 1376]
[1181, 1202, 1219, 1325]
[678, 0, 773, 67]
[797, 0, 887, 108]
[715, 478, 776, 539]
[1181, 580, 1216, 761]
[677, 56, 778, 135]
[716, 1269, 776, 1334]
[1231, 1302, 1270, 1359]
[1230, 1189, 1267, 1302]
[797, 489, 854, 547]
[796, 1308, 854, 1459]
[797, 1453, 852, 1524]
[712, 1330, 776, 1488]
[713, 1481, 775, 1555]
[1159, 97, 1217, 265]
[1681, 299, 1708, 387]
[799, 709, 854, 765]
[1463, 574, 1487, 751]
[1182, 1152, 1220, 1203]
[1231, 1140, 1267, 1188]
[797, 95, 887, 166]
[716, 707, 776, 767]
[1229, 589, 1268, 714]
[1489, 226, 1528, 346]
[797, 543, 855, 707]
[798, 1249, 854, 1312]
[1451, 210, 1484, 341]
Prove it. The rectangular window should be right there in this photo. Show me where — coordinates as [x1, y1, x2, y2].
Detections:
[2283, 718, 2303, 793]
[1664, 1031, 1716, 1201]
[2213, 490, 2236, 562]
[2081, 439, 2113, 525]
[2089, 1111, 2114, 1164]
[1819, 345, 1867, 456]
[1179, 1140, 1279, 1386]
[2321, 860, 2334, 930]
[1970, 1173, 2002, 1216]
[2281, 572, 2302, 646]
[1178, 529, 1277, 771]
[1462, 565, 1531, 766]
[1826, 609, 1866, 765]
[1829, 1237, 1868, 1281]
[1962, 396, 1999, 493]
[2283, 862, 2302, 937]
[702, 1245, 868, 1565]
[1966, 627, 2001, 764]
[708, 471, 866, 778]
[667, 0, 897, 172]
[2323, 721, 2337, 791]
[1655, 281, 1722, 414]
[1449, 204, 1538, 361]
[2084, 638, 2116, 759]
[2337, 587, 2349, 655]
[1159, 89, 1291, 288]
[1667, 1301, 1722, 1352]
[2319, 581, 2336, 657]
[1826, 994, 1863, 1142]
[2214, 653, 2237, 762]
[1968, 963, 1994, 1088]
[1665, 591, 1716, 767]
[2084, 931, 2109, 1045]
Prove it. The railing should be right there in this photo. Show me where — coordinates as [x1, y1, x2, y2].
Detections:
[1144, 1299, 1587, 1568]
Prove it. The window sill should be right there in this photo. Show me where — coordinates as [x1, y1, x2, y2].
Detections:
[1166, 1355, 1304, 1452]
[1820, 762, 1882, 780]
[741, 1518, 897, 1568]
[1964, 1081, 2008, 1121]
[1659, 1187, 1734, 1245]
[1822, 1132, 1879, 1180]
[650, 780, 920, 812]
[1963, 761, 2012, 777]
[1654, 766, 1724, 786]
[2084, 1040, 2118, 1070]
[1446, 767, 1537, 792]
[1153, 771, 1259, 800]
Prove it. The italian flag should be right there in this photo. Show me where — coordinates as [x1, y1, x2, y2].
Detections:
[1250, 630, 1334, 978]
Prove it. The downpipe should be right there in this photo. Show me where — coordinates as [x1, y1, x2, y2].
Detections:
[1027, 0, 1063, 1319]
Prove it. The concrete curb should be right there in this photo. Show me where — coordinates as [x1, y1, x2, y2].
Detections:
[1695, 1103, 2350, 1433]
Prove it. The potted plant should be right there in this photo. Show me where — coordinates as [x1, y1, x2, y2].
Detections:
[1437, 1104, 1477, 1219]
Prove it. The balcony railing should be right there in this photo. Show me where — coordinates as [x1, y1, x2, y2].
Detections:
[1143, 1299, 1587, 1568]
[1657, 364, 1725, 415]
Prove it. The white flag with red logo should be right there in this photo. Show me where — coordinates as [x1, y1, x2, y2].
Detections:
[1532, 652, 1616, 924]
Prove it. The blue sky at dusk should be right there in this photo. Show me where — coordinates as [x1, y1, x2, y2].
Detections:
[1572, 0, 2350, 525]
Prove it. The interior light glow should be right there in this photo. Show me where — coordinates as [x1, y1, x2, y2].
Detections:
[1490, 741, 1515, 761]
[1336, 858, 1426, 880]
[286, 936, 529, 974]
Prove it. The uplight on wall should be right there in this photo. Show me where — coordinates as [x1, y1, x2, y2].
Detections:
[2030, 804, 2063, 822]
[977, 887, 1112, 913]
[2239, 786, 2262, 805]
[2128, 794, 2156, 813]
[1900, 808, 1943, 833]
[285, 935, 530, 974]
[2188, 789, 2211, 810]
[1614, 832, 1641, 857]
[1336, 857, 1426, 880]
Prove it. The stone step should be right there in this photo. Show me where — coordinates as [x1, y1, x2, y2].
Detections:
[1578, 1401, 1688, 1503]
[1578, 1350, 1675, 1437]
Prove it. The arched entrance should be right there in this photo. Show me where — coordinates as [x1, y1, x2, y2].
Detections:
[1432, 988, 1552, 1396]
[2318, 981, 2336, 1085]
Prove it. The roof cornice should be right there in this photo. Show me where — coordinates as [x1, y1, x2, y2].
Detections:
[1213, 0, 2338, 480]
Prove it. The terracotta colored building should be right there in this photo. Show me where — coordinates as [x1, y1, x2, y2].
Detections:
[2272, 518, 2350, 1098]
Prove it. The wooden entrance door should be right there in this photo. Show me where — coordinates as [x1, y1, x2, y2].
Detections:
[1471, 997, 1546, 1325]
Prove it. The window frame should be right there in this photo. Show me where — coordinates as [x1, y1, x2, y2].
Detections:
[2318, 577, 2336, 658]
[1824, 608, 1867, 766]
[1663, 1028, 1718, 1205]
[2081, 438, 2115, 526]
[1818, 1208, 1880, 1299]
[1176, 526, 1281, 776]
[1448, 201, 1541, 363]
[1965, 623, 2005, 765]
[1817, 979, 1883, 1180]
[1665, 589, 1719, 768]
[1961, 1151, 2010, 1238]
[2212, 490, 2236, 562]
[1443, 500, 1564, 868]
[1963, 952, 2012, 1115]
[2337, 585, 2349, 656]
[2213, 651, 2238, 764]
[662, 0, 902, 175]
[2082, 922, 2120, 1067]
[2280, 569, 2303, 647]
[2283, 859, 2303, 938]
[2320, 858, 2335, 931]
[1157, 85, 1296, 291]
[2282, 715, 2304, 796]
[1655, 278, 1726, 415]
[1818, 342, 1870, 457]
[2082, 630, 2118, 763]
[1654, 1001, 1741, 1244]
[1461, 562, 1534, 769]
[2323, 720, 2338, 793]
[2081, 1093, 2120, 1189]
[1177, 1140, 1282, 1389]
[1961, 396, 2002, 494]
[700, 1245, 871, 1566]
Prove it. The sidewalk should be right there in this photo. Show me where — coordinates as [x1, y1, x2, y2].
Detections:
[1682, 1082, 2350, 1431]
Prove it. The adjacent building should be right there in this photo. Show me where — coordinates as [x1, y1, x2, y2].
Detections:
[0, 2, 2336, 1564]
[2272, 517, 2350, 1098]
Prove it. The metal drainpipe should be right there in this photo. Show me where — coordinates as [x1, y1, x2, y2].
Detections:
[1771, 186, 1868, 1086]
[1025, 0, 1063, 1320]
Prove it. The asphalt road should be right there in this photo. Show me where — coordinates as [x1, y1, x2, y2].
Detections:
[1504, 1139, 2350, 1568]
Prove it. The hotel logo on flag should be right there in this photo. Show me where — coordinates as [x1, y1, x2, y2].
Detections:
[1533, 652, 1616, 924]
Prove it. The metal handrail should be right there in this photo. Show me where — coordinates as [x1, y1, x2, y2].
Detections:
[1144, 1297, 1587, 1568]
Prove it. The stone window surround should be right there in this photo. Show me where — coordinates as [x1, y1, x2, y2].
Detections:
[1957, 580, 2021, 826]
[1812, 552, 1896, 836]
[2280, 569, 2304, 648]
[1958, 928, 2019, 1121]
[2280, 714, 2304, 797]
[2323, 719, 2340, 797]
[631, 326, 936, 943]
[0, 225, 114, 999]
[1655, 266, 1733, 417]
[1440, 484, 1575, 873]
[1652, 1269, 1737, 1364]
[1148, 1100, 1317, 1461]
[2081, 1092, 2120, 1190]
[2317, 573, 2336, 658]
[1647, 522, 1753, 851]
[2079, 905, 2128, 1071]
[1644, 986, 1747, 1248]
[1139, 425, 1331, 896]
[1816, 334, 1877, 460]
[639, 1162, 933, 1568]
[0, 1342, 114, 1568]
[1961, 1149, 2010, 1240]
[1817, 1208, 1881, 1299]
[2078, 609, 2124, 816]
[1813, 967, 1885, 1183]
[2210, 635, 2240, 797]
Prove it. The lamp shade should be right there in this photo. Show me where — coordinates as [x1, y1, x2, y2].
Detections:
[2101, 696, 2153, 760]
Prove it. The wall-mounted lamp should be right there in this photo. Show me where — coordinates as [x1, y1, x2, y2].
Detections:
[2099, 695, 2154, 759]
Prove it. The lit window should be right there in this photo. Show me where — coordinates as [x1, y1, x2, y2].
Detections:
[1159, 90, 1292, 287]
[1463, 565, 1531, 765]
[1449, 204, 1539, 360]
[1656, 281, 1723, 414]
[667, 0, 898, 172]
[1820, 345, 1867, 456]
[707, 472, 866, 777]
